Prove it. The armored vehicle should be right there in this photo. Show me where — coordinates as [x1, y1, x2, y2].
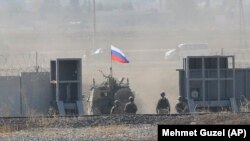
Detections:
[87, 70, 134, 115]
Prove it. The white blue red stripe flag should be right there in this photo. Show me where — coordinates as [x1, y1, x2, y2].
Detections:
[111, 45, 129, 63]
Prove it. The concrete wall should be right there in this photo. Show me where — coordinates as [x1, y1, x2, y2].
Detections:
[0, 76, 21, 117]
[21, 72, 52, 116]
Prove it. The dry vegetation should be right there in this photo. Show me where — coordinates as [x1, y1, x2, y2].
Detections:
[0, 113, 249, 140]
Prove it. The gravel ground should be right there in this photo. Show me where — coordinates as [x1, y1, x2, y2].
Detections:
[0, 124, 156, 141]
[0, 113, 249, 141]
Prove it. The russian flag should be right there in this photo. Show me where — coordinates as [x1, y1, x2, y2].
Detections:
[111, 45, 129, 63]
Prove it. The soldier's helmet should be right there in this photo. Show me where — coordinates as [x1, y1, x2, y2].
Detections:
[114, 100, 120, 105]
[178, 96, 187, 102]
[160, 92, 165, 97]
[129, 96, 134, 102]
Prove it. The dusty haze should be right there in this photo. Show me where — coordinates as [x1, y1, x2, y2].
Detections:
[0, 0, 250, 113]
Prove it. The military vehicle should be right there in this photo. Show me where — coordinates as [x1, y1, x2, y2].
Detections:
[87, 69, 135, 115]
[164, 43, 209, 61]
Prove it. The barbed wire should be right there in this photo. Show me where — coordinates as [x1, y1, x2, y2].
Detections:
[0, 51, 85, 76]
[1, 49, 250, 76]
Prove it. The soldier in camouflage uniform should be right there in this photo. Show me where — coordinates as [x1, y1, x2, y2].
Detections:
[175, 96, 189, 113]
[156, 92, 170, 114]
[110, 100, 123, 114]
[124, 96, 137, 114]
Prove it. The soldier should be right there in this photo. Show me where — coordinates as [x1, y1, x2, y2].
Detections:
[156, 92, 170, 114]
[175, 96, 189, 113]
[110, 100, 123, 114]
[124, 96, 137, 114]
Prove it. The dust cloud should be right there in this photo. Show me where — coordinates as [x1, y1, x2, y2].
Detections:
[0, 0, 250, 113]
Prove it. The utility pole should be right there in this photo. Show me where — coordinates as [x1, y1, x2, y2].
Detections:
[92, 0, 96, 49]
[239, 0, 247, 48]
[35, 51, 39, 72]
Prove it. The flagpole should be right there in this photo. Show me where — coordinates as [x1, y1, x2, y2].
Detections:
[110, 47, 113, 77]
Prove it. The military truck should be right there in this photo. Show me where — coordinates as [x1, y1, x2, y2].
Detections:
[87, 70, 134, 115]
